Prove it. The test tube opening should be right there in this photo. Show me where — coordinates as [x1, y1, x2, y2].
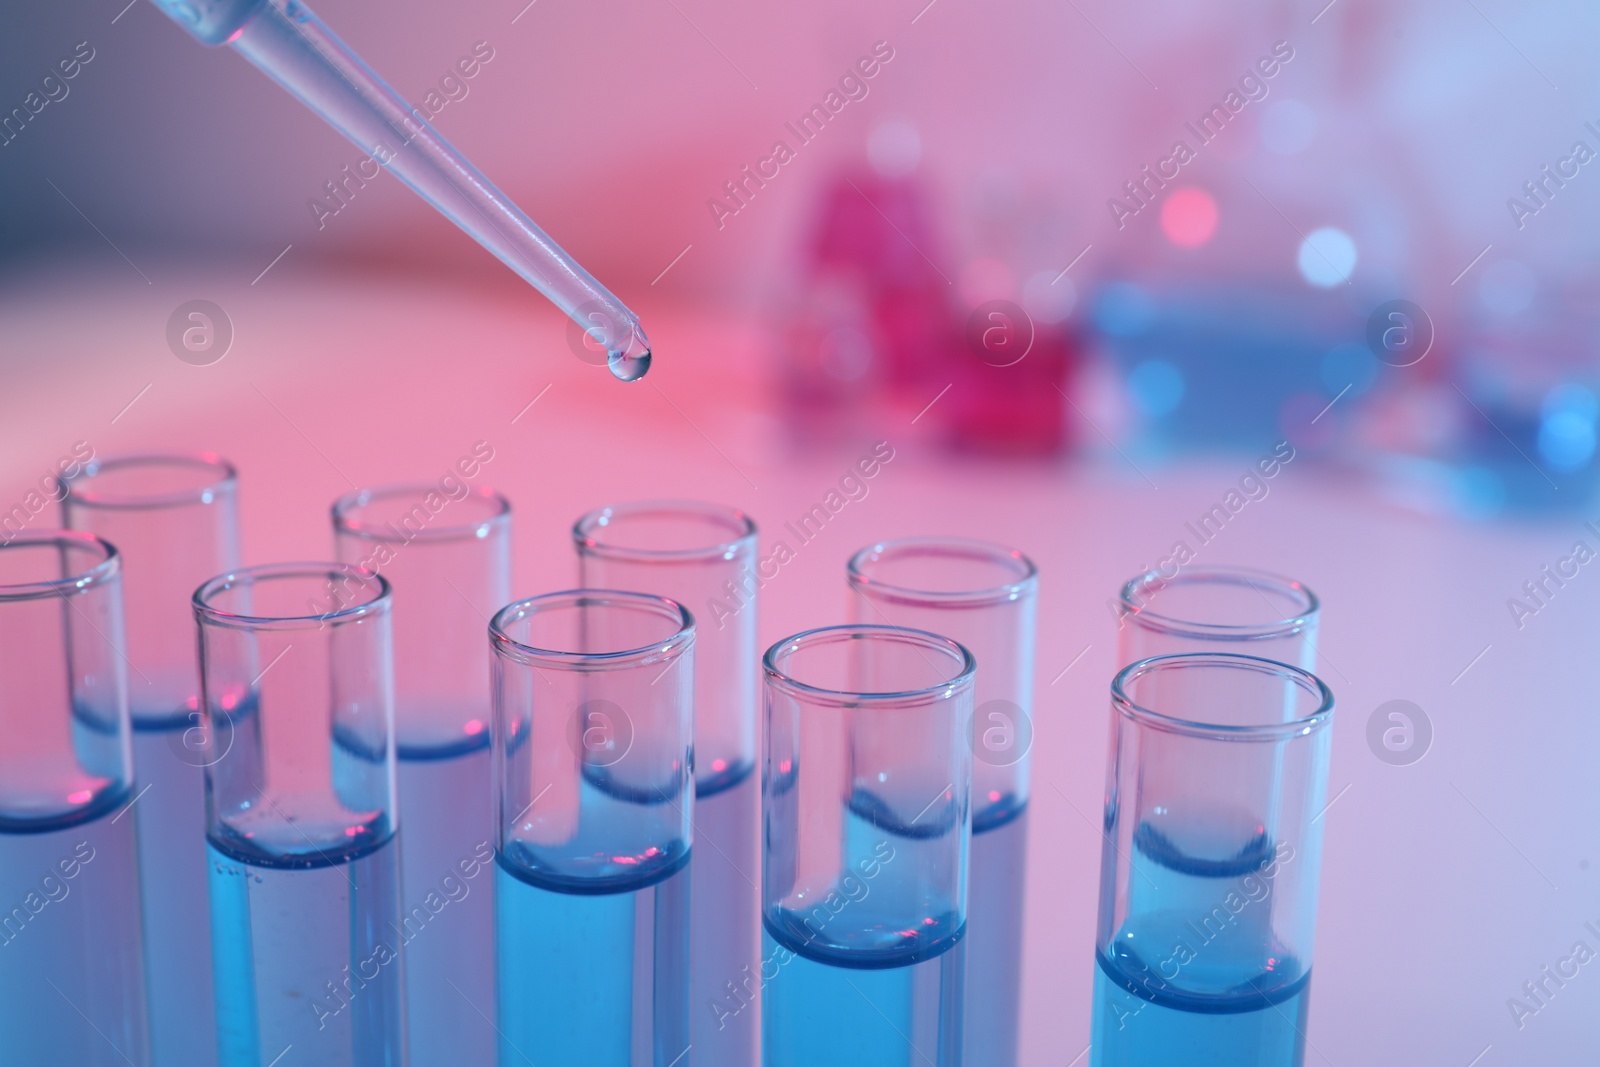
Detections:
[575, 499, 757, 561]
[1119, 565, 1319, 642]
[1111, 651, 1334, 737]
[846, 537, 1038, 607]
[333, 483, 511, 544]
[0, 531, 121, 597]
[64, 452, 238, 510]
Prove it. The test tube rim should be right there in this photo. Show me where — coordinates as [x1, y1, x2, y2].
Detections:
[489, 588, 695, 671]
[62, 451, 238, 511]
[762, 623, 976, 709]
[332, 482, 512, 544]
[846, 536, 1039, 608]
[193, 560, 391, 631]
[1117, 564, 1319, 642]
[1111, 651, 1334, 742]
[0, 530, 121, 601]
[572, 499, 757, 563]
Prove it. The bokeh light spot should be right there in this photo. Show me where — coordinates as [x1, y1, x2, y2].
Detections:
[1452, 467, 1507, 520]
[1128, 360, 1185, 418]
[1539, 384, 1599, 471]
[1160, 187, 1219, 248]
[1297, 227, 1357, 288]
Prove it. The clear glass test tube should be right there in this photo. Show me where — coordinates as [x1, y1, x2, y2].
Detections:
[762, 624, 974, 1067]
[333, 483, 510, 1066]
[846, 538, 1038, 1067]
[491, 590, 695, 1067]
[1116, 565, 1319, 669]
[573, 500, 759, 1067]
[1090, 653, 1334, 1067]
[194, 563, 406, 1067]
[61, 452, 240, 1067]
[0, 532, 150, 1065]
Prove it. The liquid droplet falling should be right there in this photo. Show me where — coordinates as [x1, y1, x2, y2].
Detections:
[608, 324, 652, 382]
[608, 347, 651, 382]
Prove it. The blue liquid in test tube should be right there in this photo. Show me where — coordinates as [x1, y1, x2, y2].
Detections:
[335, 483, 511, 1064]
[491, 590, 696, 1066]
[495, 785, 693, 1064]
[575, 502, 761, 1067]
[195, 564, 408, 1067]
[1090, 833, 1311, 1063]
[849, 538, 1040, 1067]
[63, 453, 242, 1066]
[1090, 653, 1333, 1067]
[762, 625, 974, 1067]
[0, 534, 150, 1066]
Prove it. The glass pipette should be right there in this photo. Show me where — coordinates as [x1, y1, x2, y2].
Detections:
[149, 0, 651, 381]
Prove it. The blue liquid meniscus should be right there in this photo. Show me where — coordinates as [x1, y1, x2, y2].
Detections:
[209, 832, 407, 1067]
[762, 790, 966, 1067]
[1091, 823, 1310, 1067]
[495, 769, 692, 1067]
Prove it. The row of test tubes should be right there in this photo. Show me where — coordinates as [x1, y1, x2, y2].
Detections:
[0, 453, 1334, 1067]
